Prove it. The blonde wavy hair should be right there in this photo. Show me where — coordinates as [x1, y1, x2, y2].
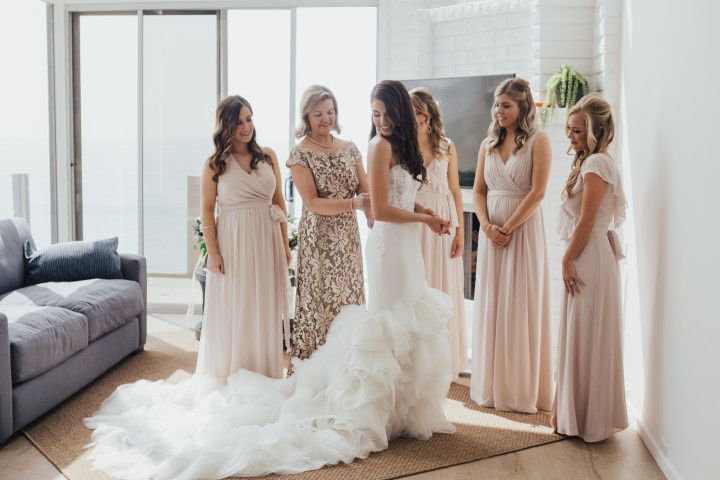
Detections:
[294, 85, 341, 139]
[410, 87, 446, 160]
[564, 92, 615, 197]
[485, 78, 536, 154]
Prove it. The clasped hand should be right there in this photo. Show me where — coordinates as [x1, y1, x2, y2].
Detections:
[486, 224, 511, 248]
[416, 204, 451, 235]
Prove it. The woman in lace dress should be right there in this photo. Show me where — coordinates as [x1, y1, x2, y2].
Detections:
[410, 87, 468, 378]
[471, 78, 554, 413]
[287, 85, 373, 370]
[552, 93, 628, 442]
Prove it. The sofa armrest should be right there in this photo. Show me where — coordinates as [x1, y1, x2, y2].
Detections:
[0, 313, 13, 443]
[120, 254, 147, 349]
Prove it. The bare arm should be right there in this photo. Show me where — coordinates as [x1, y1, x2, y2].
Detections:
[355, 155, 374, 227]
[447, 142, 465, 258]
[200, 159, 223, 274]
[368, 136, 445, 232]
[265, 147, 291, 262]
[472, 140, 490, 229]
[502, 132, 552, 233]
[562, 173, 608, 295]
[291, 164, 357, 215]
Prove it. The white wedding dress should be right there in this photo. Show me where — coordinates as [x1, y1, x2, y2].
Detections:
[85, 165, 456, 480]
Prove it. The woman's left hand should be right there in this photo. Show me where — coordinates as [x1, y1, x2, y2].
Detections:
[451, 231, 464, 258]
[562, 259, 585, 295]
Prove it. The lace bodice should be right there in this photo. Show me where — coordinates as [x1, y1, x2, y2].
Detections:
[388, 165, 417, 212]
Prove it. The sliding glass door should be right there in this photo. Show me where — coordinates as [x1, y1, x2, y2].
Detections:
[74, 11, 217, 276]
[72, 6, 377, 310]
[142, 13, 217, 275]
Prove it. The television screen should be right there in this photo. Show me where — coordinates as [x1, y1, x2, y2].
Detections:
[401, 74, 515, 187]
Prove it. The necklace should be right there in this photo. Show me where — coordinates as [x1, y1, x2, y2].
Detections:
[307, 134, 335, 149]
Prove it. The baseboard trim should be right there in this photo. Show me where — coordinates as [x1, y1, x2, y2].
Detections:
[148, 302, 202, 315]
[627, 401, 682, 480]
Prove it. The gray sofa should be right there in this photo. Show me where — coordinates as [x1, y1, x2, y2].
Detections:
[0, 218, 147, 444]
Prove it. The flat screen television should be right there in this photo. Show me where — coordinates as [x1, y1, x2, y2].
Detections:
[401, 74, 515, 187]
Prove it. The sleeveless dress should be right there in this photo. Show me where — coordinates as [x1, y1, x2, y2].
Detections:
[84, 164, 455, 480]
[470, 132, 554, 413]
[415, 138, 468, 378]
[196, 159, 289, 380]
[286, 142, 365, 365]
[552, 152, 629, 442]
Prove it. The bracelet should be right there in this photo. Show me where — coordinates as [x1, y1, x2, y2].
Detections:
[349, 198, 355, 212]
[200, 225, 216, 231]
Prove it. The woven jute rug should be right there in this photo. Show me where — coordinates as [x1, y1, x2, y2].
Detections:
[23, 329, 563, 480]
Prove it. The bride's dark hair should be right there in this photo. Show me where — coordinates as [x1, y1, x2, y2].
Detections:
[369, 80, 426, 184]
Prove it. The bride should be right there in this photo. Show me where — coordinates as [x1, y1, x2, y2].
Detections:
[85, 80, 456, 480]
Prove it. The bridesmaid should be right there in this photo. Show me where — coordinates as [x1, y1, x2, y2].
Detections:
[552, 93, 628, 442]
[287, 85, 372, 372]
[197, 95, 291, 380]
[410, 87, 468, 378]
[471, 78, 554, 413]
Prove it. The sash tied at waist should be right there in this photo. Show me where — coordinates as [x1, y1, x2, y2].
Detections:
[487, 190, 528, 199]
[218, 200, 287, 223]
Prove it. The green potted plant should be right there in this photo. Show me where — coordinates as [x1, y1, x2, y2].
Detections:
[538, 64, 589, 126]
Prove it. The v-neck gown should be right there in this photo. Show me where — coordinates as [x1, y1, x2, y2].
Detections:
[470, 132, 554, 413]
[196, 159, 289, 380]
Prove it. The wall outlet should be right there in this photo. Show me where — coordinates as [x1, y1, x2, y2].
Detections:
[660, 438, 669, 457]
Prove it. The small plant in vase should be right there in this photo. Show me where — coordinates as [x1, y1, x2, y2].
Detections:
[287, 214, 299, 286]
[538, 64, 589, 127]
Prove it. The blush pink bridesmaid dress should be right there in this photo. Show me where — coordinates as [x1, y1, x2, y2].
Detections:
[553, 152, 628, 442]
[416, 138, 468, 378]
[471, 131, 554, 413]
[196, 158, 289, 380]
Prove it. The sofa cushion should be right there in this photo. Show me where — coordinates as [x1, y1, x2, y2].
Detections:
[0, 218, 34, 296]
[0, 279, 143, 341]
[24, 237, 122, 285]
[1, 305, 88, 383]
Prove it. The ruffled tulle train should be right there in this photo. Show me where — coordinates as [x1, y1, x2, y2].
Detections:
[85, 287, 455, 480]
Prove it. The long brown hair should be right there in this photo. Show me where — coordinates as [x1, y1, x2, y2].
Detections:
[410, 87, 446, 160]
[370, 80, 425, 184]
[564, 93, 615, 197]
[208, 95, 269, 183]
[485, 78, 536, 154]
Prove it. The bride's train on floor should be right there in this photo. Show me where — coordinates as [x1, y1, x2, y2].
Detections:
[85, 287, 455, 480]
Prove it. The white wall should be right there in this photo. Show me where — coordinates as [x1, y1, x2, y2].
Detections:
[620, 1, 720, 478]
[416, 0, 533, 80]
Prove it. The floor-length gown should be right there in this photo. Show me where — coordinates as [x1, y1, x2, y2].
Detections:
[471, 132, 554, 413]
[84, 164, 455, 480]
[286, 142, 365, 366]
[196, 158, 289, 380]
[552, 152, 628, 442]
[416, 138, 468, 378]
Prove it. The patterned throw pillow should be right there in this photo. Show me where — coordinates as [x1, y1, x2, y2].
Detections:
[23, 237, 122, 285]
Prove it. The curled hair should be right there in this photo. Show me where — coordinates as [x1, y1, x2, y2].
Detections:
[486, 78, 537, 154]
[208, 95, 269, 183]
[410, 87, 446, 160]
[294, 85, 341, 139]
[564, 92, 615, 197]
[370, 80, 425, 184]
